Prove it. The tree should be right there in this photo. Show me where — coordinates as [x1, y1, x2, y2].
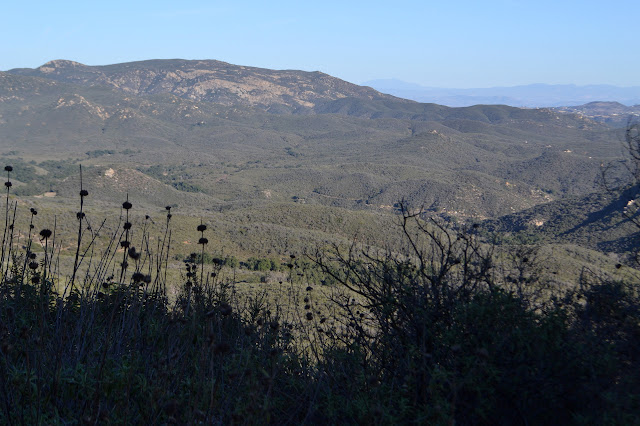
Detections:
[622, 122, 640, 229]
[601, 121, 640, 264]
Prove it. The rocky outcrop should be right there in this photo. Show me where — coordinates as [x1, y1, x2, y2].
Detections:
[9, 59, 402, 112]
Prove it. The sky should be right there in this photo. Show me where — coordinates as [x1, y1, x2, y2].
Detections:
[1, 0, 639, 88]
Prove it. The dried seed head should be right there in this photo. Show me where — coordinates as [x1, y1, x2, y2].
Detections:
[132, 272, 145, 283]
[306, 312, 313, 321]
[4, 166, 12, 172]
[79, 189, 89, 197]
[39, 229, 52, 239]
[198, 237, 208, 245]
[30, 208, 37, 215]
[128, 248, 140, 260]
[76, 212, 85, 220]
[197, 224, 207, 232]
[122, 201, 132, 210]
[28, 262, 39, 270]
[123, 222, 132, 230]
[4, 182, 12, 188]
[120, 240, 130, 248]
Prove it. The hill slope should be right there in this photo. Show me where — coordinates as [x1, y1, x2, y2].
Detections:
[8, 59, 402, 113]
[0, 62, 623, 220]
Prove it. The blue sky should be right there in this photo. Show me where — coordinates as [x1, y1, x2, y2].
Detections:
[1, 0, 638, 88]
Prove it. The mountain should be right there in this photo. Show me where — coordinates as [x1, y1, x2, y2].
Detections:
[7, 59, 406, 114]
[0, 59, 625, 224]
[363, 80, 640, 108]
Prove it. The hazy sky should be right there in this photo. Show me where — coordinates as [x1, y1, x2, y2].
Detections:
[2, 0, 638, 88]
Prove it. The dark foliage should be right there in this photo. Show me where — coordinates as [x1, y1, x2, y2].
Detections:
[0, 169, 638, 424]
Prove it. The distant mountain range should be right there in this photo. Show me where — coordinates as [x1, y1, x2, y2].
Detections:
[363, 79, 640, 108]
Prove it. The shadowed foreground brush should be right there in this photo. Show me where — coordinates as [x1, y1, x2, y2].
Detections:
[0, 168, 310, 424]
[0, 167, 639, 424]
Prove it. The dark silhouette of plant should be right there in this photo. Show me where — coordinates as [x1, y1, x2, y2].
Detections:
[0, 165, 14, 281]
[309, 202, 639, 423]
[70, 165, 88, 289]
[621, 122, 640, 230]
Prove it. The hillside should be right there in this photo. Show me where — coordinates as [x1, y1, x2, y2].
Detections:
[2, 63, 638, 424]
[0, 59, 633, 263]
[7, 59, 403, 113]
[553, 101, 640, 127]
[1, 62, 621, 213]
[483, 184, 640, 255]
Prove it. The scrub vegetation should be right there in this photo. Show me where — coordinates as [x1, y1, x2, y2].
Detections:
[0, 161, 638, 424]
[1, 59, 639, 424]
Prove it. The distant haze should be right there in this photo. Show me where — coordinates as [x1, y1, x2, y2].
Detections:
[363, 79, 640, 108]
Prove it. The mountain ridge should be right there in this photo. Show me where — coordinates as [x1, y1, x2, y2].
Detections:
[0, 59, 625, 227]
[8, 59, 407, 113]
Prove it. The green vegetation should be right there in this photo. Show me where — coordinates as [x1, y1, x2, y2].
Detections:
[0, 63, 624, 219]
[1, 61, 639, 423]
[0, 166, 638, 424]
